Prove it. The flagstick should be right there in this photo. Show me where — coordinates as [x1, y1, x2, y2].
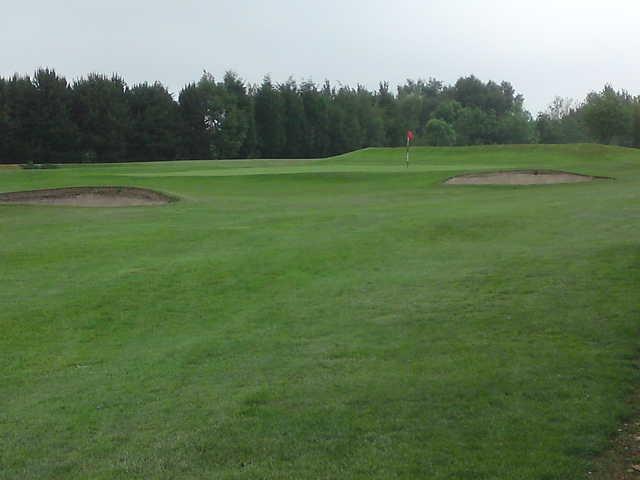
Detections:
[405, 137, 410, 168]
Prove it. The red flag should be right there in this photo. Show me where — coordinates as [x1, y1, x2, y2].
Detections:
[407, 130, 414, 142]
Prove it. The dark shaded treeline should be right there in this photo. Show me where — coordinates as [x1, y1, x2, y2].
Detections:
[0, 68, 638, 163]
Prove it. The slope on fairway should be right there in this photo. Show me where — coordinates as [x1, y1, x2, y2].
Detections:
[1, 144, 639, 479]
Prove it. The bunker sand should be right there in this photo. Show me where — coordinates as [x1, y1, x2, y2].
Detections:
[445, 169, 611, 185]
[0, 186, 173, 206]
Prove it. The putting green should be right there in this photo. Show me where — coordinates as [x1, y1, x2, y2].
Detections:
[117, 164, 514, 177]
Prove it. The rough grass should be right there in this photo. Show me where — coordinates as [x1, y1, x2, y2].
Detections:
[1, 144, 639, 479]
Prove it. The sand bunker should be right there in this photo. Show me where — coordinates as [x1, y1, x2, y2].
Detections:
[0, 186, 173, 207]
[445, 170, 609, 185]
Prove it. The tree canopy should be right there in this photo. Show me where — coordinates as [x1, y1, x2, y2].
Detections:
[0, 69, 637, 164]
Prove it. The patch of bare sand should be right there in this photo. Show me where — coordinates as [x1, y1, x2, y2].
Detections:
[445, 170, 610, 185]
[0, 186, 173, 207]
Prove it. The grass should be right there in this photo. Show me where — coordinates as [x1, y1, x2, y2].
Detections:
[1, 144, 640, 479]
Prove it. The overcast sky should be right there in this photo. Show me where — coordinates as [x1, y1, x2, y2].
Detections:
[2, 0, 638, 114]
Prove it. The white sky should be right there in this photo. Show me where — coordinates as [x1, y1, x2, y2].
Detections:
[2, 0, 638, 114]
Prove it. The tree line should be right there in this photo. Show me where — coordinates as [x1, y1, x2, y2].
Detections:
[536, 88, 640, 146]
[0, 68, 638, 163]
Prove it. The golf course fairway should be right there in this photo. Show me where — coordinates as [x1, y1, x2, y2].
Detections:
[1, 144, 639, 479]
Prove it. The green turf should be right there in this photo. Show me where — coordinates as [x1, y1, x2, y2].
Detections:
[1, 144, 639, 479]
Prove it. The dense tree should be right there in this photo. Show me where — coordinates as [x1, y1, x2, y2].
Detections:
[5, 75, 39, 162]
[29, 69, 78, 162]
[453, 107, 493, 145]
[633, 103, 640, 148]
[431, 100, 462, 125]
[536, 114, 560, 144]
[239, 96, 258, 159]
[177, 82, 209, 159]
[178, 72, 254, 160]
[71, 74, 129, 162]
[0, 78, 9, 162]
[355, 86, 385, 147]
[398, 79, 443, 139]
[126, 82, 180, 161]
[583, 86, 633, 145]
[196, 72, 227, 159]
[329, 86, 370, 154]
[299, 81, 330, 157]
[535, 97, 589, 144]
[2, 67, 639, 164]
[425, 119, 456, 146]
[279, 79, 305, 157]
[498, 111, 533, 144]
[453, 76, 518, 116]
[254, 76, 286, 157]
[377, 82, 403, 146]
[222, 72, 255, 158]
[453, 76, 486, 110]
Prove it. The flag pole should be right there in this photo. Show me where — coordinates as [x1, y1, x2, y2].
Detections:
[406, 138, 409, 168]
